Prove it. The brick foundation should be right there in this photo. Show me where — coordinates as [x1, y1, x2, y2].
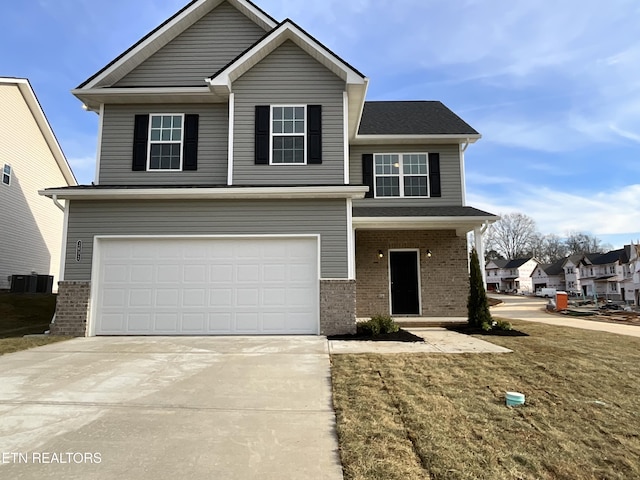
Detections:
[356, 230, 469, 317]
[320, 280, 356, 335]
[50, 281, 90, 336]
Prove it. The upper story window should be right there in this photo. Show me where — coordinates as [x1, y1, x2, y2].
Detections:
[2, 164, 10, 185]
[566, 267, 574, 274]
[255, 105, 321, 166]
[374, 153, 428, 198]
[271, 106, 306, 164]
[609, 265, 616, 274]
[148, 114, 183, 170]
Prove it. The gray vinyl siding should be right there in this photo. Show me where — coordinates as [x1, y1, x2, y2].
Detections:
[350, 144, 464, 207]
[115, 2, 267, 87]
[232, 41, 346, 185]
[64, 199, 348, 280]
[99, 104, 228, 185]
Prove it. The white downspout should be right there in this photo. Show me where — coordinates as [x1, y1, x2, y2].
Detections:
[51, 194, 65, 212]
[475, 221, 489, 286]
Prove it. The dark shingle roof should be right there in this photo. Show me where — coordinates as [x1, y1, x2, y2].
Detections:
[591, 248, 628, 265]
[358, 101, 479, 136]
[504, 258, 535, 269]
[352, 206, 496, 218]
[486, 259, 508, 269]
[541, 258, 566, 276]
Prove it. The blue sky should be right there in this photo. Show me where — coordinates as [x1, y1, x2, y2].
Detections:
[2, 0, 639, 248]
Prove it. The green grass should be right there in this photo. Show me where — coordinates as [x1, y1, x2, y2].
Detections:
[331, 319, 640, 480]
[0, 292, 68, 354]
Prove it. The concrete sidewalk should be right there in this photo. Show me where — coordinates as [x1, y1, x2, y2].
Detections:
[0, 337, 343, 480]
[329, 328, 511, 354]
[490, 294, 640, 338]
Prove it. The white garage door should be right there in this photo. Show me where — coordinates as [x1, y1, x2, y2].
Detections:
[92, 237, 319, 335]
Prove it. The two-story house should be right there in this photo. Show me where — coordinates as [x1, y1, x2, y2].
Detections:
[0, 78, 76, 292]
[530, 258, 566, 292]
[485, 257, 538, 294]
[40, 0, 497, 337]
[578, 249, 628, 300]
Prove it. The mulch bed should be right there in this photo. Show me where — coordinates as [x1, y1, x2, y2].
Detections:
[327, 328, 425, 342]
[446, 324, 529, 337]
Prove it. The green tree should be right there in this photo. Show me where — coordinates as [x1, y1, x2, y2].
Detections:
[468, 248, 492, 330]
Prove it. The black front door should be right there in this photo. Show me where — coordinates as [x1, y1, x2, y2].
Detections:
[389, 251, 420, 315]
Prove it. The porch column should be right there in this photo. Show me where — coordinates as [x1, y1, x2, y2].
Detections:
[474, 225, 487, 286]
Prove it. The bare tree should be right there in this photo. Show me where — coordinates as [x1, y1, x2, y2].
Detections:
[485, 213, 537, 259]
[532, 234, 569, 263]
[564, 232, 610, 255]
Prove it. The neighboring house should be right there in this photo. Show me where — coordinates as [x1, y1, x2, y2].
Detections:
[562, 254, 584, 294]
[621, 243, 640, 306]
[578, 249, 628, 300]
[485, 258, 538, 294]
[531, 258, 566, 292]
[0, 78, 76, 292]
[40, 0, 497, 337]
[485, 258, 507, 292]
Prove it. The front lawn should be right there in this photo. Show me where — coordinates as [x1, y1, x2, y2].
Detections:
[0, 292, 68, 354]
[331, 319, 640, 480]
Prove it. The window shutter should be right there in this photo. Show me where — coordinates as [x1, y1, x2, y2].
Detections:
[183, 114, 199, 171]
[307, 105, 322, 164]
[429, 152, 441, 197]
[132, 115, 149, 171]
[255, 106, 270, 165]
[362, 154, 374, 198]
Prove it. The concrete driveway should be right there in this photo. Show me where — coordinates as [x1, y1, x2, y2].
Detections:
[0, 337, 343, 480]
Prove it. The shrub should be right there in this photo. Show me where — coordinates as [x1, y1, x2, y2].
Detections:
[468, 248, 493, 330]
[493, 319, 513, 331]
[357, 314, 399, 336]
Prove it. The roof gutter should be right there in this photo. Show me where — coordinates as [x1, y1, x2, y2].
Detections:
[39, 185, 370, 201]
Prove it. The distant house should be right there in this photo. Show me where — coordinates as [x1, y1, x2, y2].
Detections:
[0, 78, 76, 291]
[621, 243, 640, 305]
[578, 249, 628, 300]
[531, 258, 566, 292]
[485, 257, 538, 294]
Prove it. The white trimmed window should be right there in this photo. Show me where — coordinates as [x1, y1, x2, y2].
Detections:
[374, 153, 428, 197]
[271, 106, 306, 164]
[148, 114, 183, 170]
[2, 164, 10, 185]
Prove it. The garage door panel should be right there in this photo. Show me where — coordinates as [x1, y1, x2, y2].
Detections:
[94, 237, 318, 335]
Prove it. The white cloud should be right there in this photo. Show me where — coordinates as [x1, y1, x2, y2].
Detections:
[467, 184, 640, 237]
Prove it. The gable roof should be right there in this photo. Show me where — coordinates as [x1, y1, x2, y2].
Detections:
[77, 0, 277, 89]
[0, 78, 76, 186]
[486, 259, 508, 269]
[533, 258, 565, 277]
[207, 18, 366, 91]
[358, 101, 479, 136]
[504, 258, 536, 269]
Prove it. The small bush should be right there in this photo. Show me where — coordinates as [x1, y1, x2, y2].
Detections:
[357, 314, 399, 336]
[492, 319, 513, 331]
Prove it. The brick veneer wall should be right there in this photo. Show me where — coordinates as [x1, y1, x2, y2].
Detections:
[356, 230, 468, 317]
[50, 281, 90, 336]
[320, 280, 356, 335]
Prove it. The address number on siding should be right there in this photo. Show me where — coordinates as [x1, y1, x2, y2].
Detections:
[76, 240, 82, 262]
